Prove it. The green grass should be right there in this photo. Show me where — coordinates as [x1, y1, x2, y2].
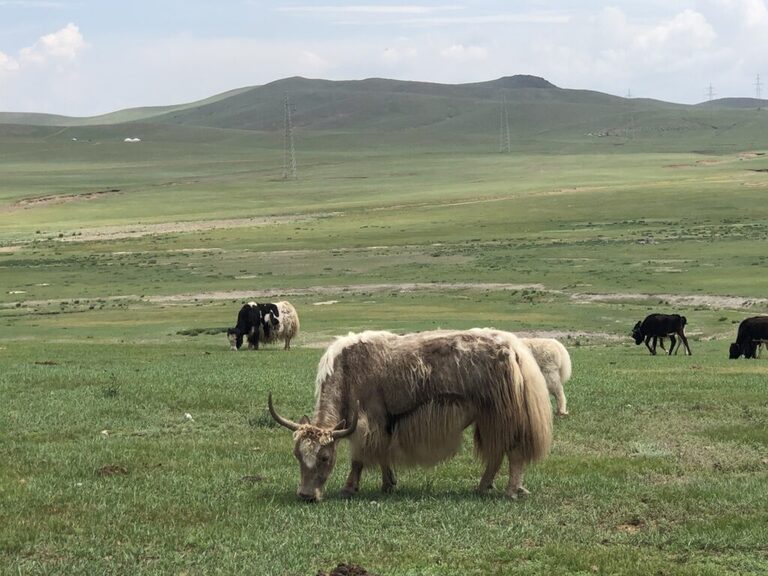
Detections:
[1, 341, 766, 575]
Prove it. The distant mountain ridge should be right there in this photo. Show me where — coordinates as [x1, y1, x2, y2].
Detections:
[0, 75, 578, 129]
[2, 75, 767, 155]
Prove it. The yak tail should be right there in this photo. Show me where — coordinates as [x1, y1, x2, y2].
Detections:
[509, 341, 553, 462]
[681, 316, 687, 328]
[475, 335, 552, 465]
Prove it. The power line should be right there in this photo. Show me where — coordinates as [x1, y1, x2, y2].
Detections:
[498, 94, 510, 153]
[283, 93, 297, 180]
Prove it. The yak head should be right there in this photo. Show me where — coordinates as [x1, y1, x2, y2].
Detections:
[268, 393, 357, 502]
[728, 342, 742, 359]
[227, 328, 242, 350]
[631, 321, 644, 345]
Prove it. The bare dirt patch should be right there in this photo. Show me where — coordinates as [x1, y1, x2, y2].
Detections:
[2, 189, 122, 213]
[146, 283, 546, 304]
[146, 284, 766, 313]
[317, 564, 377, 576]
[96, 465, 129, 477]
[616, 519, 644, 534]
[570, 291, 768, 310]
[59, 213, 336, 242]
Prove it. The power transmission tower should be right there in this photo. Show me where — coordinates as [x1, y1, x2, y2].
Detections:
[283, 93, 297, 180]
[498, 94, 511, 153]
[755, 74, 763, 100]
[707, 83, 716, 101]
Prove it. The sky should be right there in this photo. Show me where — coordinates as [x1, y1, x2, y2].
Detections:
[1, 0, 767, 116]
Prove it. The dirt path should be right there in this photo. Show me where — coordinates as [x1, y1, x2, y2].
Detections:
[144, 284, 767, 311]
[569, 291, 768, 309]
[7, 283, 766, 313]
[57, 213, 338, 242]
[144, 282, 547, 303]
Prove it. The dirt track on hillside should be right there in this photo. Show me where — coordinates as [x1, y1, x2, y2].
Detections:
[8, 283, 765, 311]
[569, 291, 768, 310]
[56, 213, 337, 242]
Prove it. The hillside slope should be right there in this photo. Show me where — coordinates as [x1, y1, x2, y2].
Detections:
[2, 76, 768, 154]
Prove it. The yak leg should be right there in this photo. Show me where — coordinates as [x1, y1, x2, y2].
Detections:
[644, 335, 656, 355]
[548, 372, 568, 416]
[476, 451, 504, 493]
[505, 453, 529, 499]
[283, 338, 290, 350]
[656, 337, 667, 352]
[668, 334, 677, 355]
[555, 386, 568, 416]
[678, 331, 692, 356]
[381, 464, 397, 493]
[247, 328, 259, 350]
[341, 461, 364, 498]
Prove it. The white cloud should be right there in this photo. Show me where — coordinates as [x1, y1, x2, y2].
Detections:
[634, 10, 716, 53]
[276, 4, 568, 26]
[711, 0, 768, 28]
[298, 50, 330, 73]
[441, 43, 488, 62]
[0, 1, 65, 6]
[276, 5, 462, 15]
[381, 41, 418, 65]
[0, 50, 20, 72]
[18, 23, 87, 65]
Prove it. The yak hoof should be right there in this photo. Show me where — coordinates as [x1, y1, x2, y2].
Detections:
[556, 410, 569, 416]
[340, 488, 357, 499]
[507, 487, 530, 500]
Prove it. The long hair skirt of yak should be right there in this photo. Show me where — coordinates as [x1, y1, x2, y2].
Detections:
[268, 328, 553, 502]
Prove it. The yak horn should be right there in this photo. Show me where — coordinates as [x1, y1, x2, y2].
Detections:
[268, 393, 301, 431]
[331, 402, 359, 439]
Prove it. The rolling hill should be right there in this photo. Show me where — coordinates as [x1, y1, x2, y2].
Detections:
[2, 75, 768, 154]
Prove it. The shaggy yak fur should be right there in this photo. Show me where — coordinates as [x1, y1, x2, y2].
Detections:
[729, 316, 768, 359]
[258, 300, 300, 350]
[227, 300, 300, 350]
[268, 328, 553, 502]
[520, 337, 572, 416]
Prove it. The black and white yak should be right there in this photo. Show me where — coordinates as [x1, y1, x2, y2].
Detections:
[227, 300, 299, 350]
[632, 313, 692, 356]
[268, 328, 552, 502]
[729, 316, 768, 359]
[258, 300, 300, 350]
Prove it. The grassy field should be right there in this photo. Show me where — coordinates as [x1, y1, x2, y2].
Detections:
[1, 88, 768, 573]
[2, 340, 766, 575]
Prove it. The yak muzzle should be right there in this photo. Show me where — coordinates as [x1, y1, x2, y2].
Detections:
[297, 488, 322, 503]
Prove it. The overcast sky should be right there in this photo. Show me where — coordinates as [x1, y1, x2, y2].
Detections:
[1, 0, 767, 116]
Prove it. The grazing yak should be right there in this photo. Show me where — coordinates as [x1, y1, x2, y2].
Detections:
[227, 300, 300, 350]
[520, 337, 572, 416]
[268, 328, 552, 502]
[632, 313, 691, 356]
[258, 300, 300, 350]
[729, 316, 768, 359]
[227, 301, 262, 350]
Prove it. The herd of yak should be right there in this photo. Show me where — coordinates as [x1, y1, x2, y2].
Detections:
[227, 300, 767, 502]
